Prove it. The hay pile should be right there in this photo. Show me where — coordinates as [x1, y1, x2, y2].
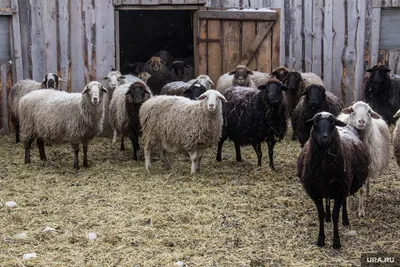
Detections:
[0, 134, 399, 266]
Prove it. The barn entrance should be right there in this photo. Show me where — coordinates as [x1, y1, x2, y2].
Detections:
[117, 9, 194, 74]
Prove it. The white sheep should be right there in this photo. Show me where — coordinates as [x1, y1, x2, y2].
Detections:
[139, 90, 227, 174]
[338, 101, 391, 217]
[8, 73, 64, 143]
[19, 81, 108, 173]
[187, 74, 214, 90]
[216, 65, 256, 92]
[394, 109, 400, 167]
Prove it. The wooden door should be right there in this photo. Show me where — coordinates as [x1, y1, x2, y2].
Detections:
[193, 9, 280, 84]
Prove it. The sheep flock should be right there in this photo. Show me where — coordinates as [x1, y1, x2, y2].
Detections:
[1, 51, 400, 264]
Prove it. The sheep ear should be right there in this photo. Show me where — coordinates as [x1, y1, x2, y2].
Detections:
[342, 107, 353, 114]
[370, 111, 380, 119]
[394, 110, 400, 118]
[258, 85, 267, 90]
[280, 85, 288, 91]
[334, 119, 347, 127]
[303, 118, 315, 126]
[218, 94, 228, 103]
[197, 93, 207, 100]
[146, 60, 152, 64]
[82, 86, 89, 94]
[102, 76, 109, 80]
[246, 70, 254, 75]
[207, 79, 215, 86]
[120, 75, 126, 79]
[300, 90, 308, 96]
[161, 60, 166, 64]
[385, 68, 391, 72]
[184, 64, 191, 68]
[41, 75, 48, 86]
[366, 68, 373, 72]
[101, 86, 108, 93]
[228, 71, 236, 75]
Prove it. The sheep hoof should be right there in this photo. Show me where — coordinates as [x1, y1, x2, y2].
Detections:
[324, 216, 331, 223]
[333, 240, 341, 250]
[316, 236, 325, 247]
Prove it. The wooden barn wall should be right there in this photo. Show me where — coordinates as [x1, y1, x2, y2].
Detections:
[17, 0, 115, 92]
[208, 0, 400, 105]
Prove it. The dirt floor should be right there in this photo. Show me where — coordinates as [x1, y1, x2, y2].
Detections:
[0, 133, 399, 266]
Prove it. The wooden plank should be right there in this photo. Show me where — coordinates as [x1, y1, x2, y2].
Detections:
[198, 19, 207, 75]
[378, 49, 390, 66]
[0, 0, 10, 8]
[379, 9, 400, 49]
[58, 0, 70, 91]
[184, 0, 198, 4]
[197, 10, 277, 21]
[83, 0, 95, 82]
[393, 0, 399, 6]
[242, 21, 257, 70]
[70, 0, 85, 92]
[342, 0, 358, 105]
[115, 10, 120, 71]
[42, 0, 58, 75]
[193, 11, 199, 77]
[332, 0, 345, 101]
[323, 0, 333, 91]
[304, 0, 312, 72]
[271, 8, 280, 70]
[159, 0, 172, 4]
[0, 8, 12, 15]
[142, 0, 161, 5]
[271, 1, 285, 66]
[30, 0, 45, 81]
[223, 20, 241, 73]
[0, 61, 11, 134]
[10, 0, 22, 81]
[292, 0, 302, 70]
[388, 50, 399, 73]
[17, 0, 30, 78]
[382, 0, 392, 7]
[256, 21, 272, 73]
[122, 0, 140, 4]
[239, 21, 273, 67]
[311, 0, 323, 77]
[397, 50, 400, 74]
[372, 0, 382, 7]
[95, 0, 115, 83]
[207, 20, 221, 85]
[113, 0, 122, 5]
[370, 7, 381, 65]
[354, 0, 366, 101]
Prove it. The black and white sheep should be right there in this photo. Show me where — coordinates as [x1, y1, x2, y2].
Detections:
[364, 65, 400, 125]
[139, 90, 227, 174]
[298, 112, 369, 249]
[109, 82, 152, 160]
[187, 74, 214, 90]
[142, 56, 169, 75]
[216, 65, 257, 92]
[8, 73, 64, 143]
[393, 109, 400, 167]
[291, 84, 342, 146]
[146, 71, 179, 95]
[337, 101, 391, 216]
[160, 82, 207, 100]
[18, 81, 108, 173]
[216, 80, 288, 169]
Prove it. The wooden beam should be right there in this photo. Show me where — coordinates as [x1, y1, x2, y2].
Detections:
[115, 5, 201, 10]
[370, 7, 381, 65]
[197, 10, 276, 21]
[193, 11, 199, 77]
[372, 0, 382, 7]
[10, 0, 22, 81]
[0, 8, 12, 15]
[271, 8, 280, 70]
[238, 22, 273, 66]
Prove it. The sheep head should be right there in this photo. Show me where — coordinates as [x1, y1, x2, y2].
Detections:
[183, 83, 207, 100]
[301, 84, 327, 109]
[304, 112, 347, 149]
[82, 81, 108, 105]
[258, 80, 288, 106]
[41, 73, 65, 90]
[170, 61, 191, 80]
[197, 89, 227, 112]
[125, 82, 151, 104]
[146, 56, 166, 73]
[271, 66, 289, 82]
[229, 65, 253, 86]
[102, 71, 126, 91]
[283, 71, 304, 93]
[366, 65, 391, 84]
[342, 101, 381, 130]
[196, 75, 214, 89]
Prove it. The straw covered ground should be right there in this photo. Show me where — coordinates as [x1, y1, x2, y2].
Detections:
[0, 132, 399, 266]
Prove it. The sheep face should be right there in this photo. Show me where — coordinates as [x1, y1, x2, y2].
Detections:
[258, 81, 287, 106]
[171, 61, 190, 80]
[302, 84, 326, 109]
[147, 56, 166, 73]
[284, 72, 302, 93]
[342, 101, 381, 130]
[82, 81, 108, 105]
[229, 66, 253, 86]
[183, 83, 207, 100]
[103, 71, 126, 91]
[271, 67, 289, 82]
[197, 75, 214, 89]
[304, 112, 347, 149]
[42, 73, 62, 89]
[367, 65, 391, 84]
[125, 82, 150, 104]
[198, 89, 227, 112]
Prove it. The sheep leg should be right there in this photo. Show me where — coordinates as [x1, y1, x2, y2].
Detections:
[216, 139, 225, 162]
[233, 140, 242, 162]
[11, 115, 20, 143]
[324, 198, 331, 222]
[160, 149, 171, 170]
[266, 140, 276, 170]
[120, 137, 125, 151]
[82, 142, 89, 168]
[195, 149, 205, 172]
[129, 133, 139, 161]
[332, 198, 344, 250]
[24, 138, 35, 164]
[252, 142, 262, 167]
[71, 143, 80, 171]
[144, 146, 151, 172]
[36, 138, 47, 161]
[112, 130, 117, 144]
[313, 198, 325, 247]
[291, 120, 297, 141]
[342, 198, 350, 227]
[358, 185, 366, 217]
[366, 178, 370, 197]
[188, 150, 199, 174]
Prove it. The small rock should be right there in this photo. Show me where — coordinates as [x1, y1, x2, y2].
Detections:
[345, 230, 357, 236]
[43, 227, 56, 233]
[5, 201, 17, 208]
[23, 253, 37, 260]
[88, 232, 97, 240]
[175, 261, 184, 267]
[14, 232, 27, 239]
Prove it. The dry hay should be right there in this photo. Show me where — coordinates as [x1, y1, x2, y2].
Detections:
[0, 132, 399, 266]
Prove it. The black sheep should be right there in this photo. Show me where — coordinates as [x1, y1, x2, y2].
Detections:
[146, 71, 179, 95]
[291, 84, 342, 146]
[216, 80, 288, 169]
[364, 65, 400, 125]
[298, 112, 369, 249]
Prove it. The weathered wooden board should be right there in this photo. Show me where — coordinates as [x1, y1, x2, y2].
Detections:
[323, 0, 333, 91]
[223, 20, 241, 73]
[70, 0, 85, 92]
[291, 0, 302, 70]
[198, 19, 207, 75]
[370, 7, 381, 65]
[17, 0, 31, 79]
[30, 0, 46, 81]
[256, 21, 271, 72]
[198, 10, 276, 21]
[312, 0, 323, 77]
[0, 16, 10, 63]
[241, 21, 256, 70]
[380, 9, 400, 50]
[207, 20, 221, 84]
[10, 0, 22, 82]
[354, 0, 366, 101]
[0, 0, 10, 8]
[304, 0, 312, 72]
[58, 0, 70, 91]
[42, 0, 58, 75]
[332, 0, 345, 102]
[271, 8, 280, 70]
